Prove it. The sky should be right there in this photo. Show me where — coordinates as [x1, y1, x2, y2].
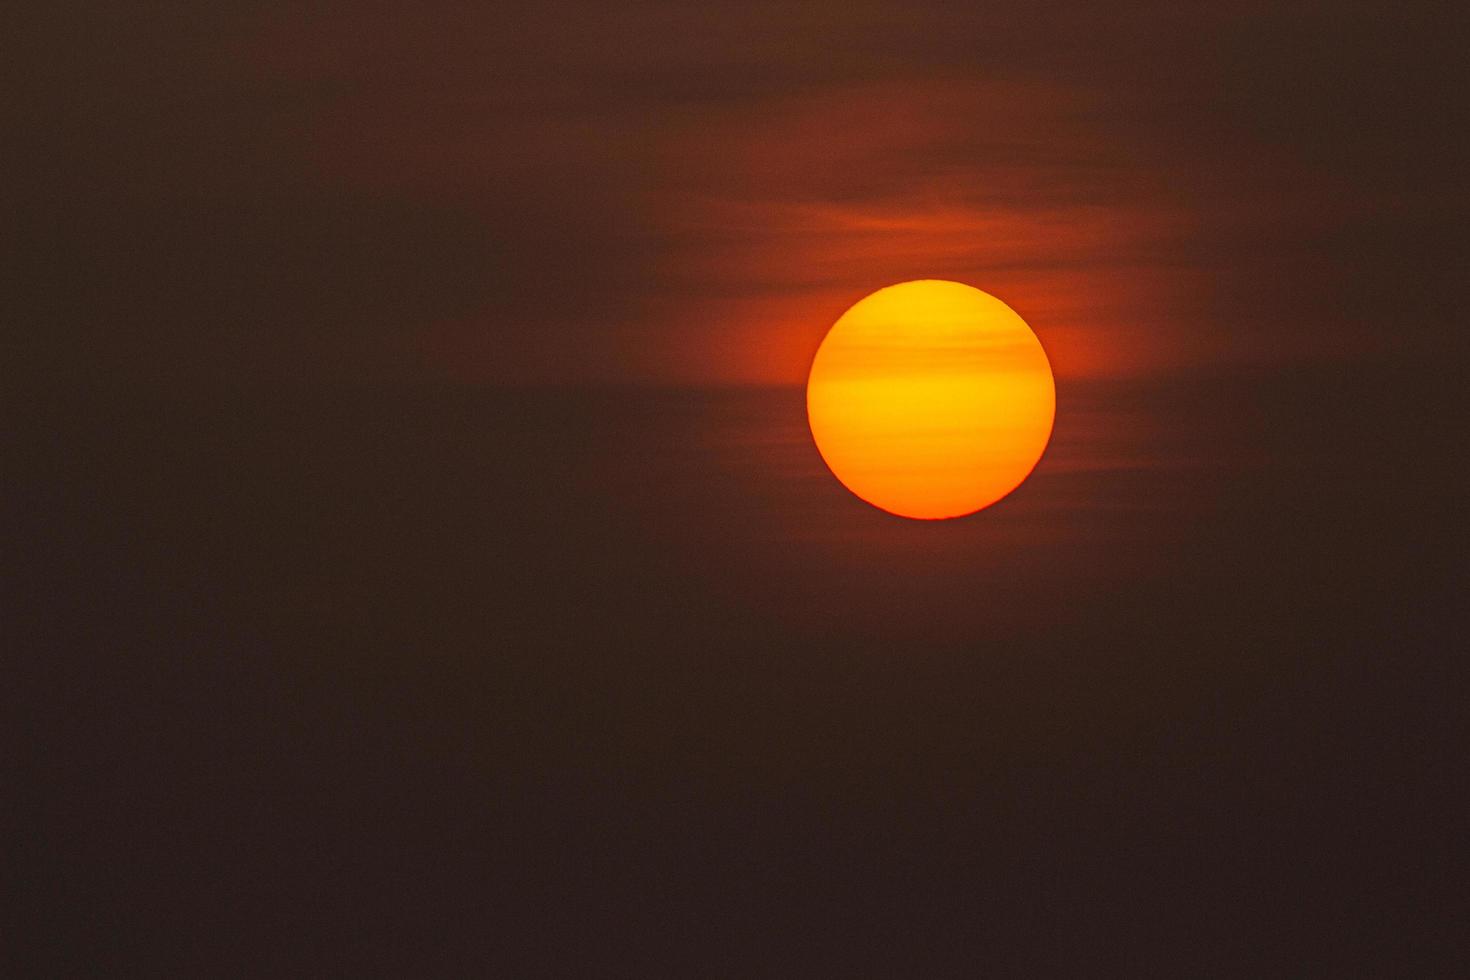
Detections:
[10, 1, 1465, 388]
[10, 3, 1467, 973]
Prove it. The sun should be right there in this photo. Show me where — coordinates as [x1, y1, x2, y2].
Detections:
[806, 280, 1056, 520]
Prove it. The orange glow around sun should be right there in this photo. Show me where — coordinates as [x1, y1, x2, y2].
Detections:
[806, 280, 1056, 520]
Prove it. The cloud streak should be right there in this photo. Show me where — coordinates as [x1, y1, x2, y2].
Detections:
[10, 1, 1463, 390]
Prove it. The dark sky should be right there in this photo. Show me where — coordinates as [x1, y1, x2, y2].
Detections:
[10, 1, 1466, 386]
[9, 3, 1468, 975]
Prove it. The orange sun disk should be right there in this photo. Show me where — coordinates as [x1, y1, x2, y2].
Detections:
[806, 280, 1056, 520]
